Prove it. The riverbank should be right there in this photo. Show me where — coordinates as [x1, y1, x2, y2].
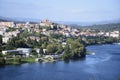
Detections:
[0, 42, 120, 65]
[0, 56, 61, 65]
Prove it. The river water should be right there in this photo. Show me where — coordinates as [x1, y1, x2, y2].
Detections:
[0, 44, 120, 80]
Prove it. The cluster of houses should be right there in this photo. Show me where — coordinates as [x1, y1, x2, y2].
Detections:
[0, 20, 120, 57]
[79, 29, 120, 38]
[0, 20, 120, 42]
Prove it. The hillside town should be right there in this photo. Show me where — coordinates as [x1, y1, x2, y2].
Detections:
[0, 20, 120, 64]
[0, 20, 120, 44]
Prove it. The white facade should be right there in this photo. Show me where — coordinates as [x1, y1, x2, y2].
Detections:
[0, 31, 5, 35]
[105, 32, 110, 36]
[34, 48, 40, 54]
[110, 33, 119, 38]
[2, 48, 32, 57]
[62, 42, 66, 48]
[2, 36, 11, 43]
[17, 48, 32, 57]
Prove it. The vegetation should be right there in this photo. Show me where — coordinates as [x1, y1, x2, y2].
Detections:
[81, 36, 119, 45]
[0, 57, 35, 65]
[62, 39, 86, 60]
[46, 43, 63, 55]
[6, 27, 17, 32]
[21, 57, 35, 63]
[5, 36, 29, 50]
[50, 33, 63, 39]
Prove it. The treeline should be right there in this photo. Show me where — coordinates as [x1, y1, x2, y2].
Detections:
[81, 36, 119, 45]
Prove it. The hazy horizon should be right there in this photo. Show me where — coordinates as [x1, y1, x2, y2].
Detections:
[0, 0, 120, 22]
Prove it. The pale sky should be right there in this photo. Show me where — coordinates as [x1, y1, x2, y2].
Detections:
[0, 0, 120, 22]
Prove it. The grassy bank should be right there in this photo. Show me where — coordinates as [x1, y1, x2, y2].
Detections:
[0, 57, 35, 65]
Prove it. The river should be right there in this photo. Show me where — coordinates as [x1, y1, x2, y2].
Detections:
[0, 44, 120, 80]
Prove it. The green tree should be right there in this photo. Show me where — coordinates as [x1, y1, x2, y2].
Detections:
[39, 47, 43, 54]
[62, 44, 71, 60]
[46, 43, 57, 55]
[5, 36, 29, 50]
[57, 43, 63, 54]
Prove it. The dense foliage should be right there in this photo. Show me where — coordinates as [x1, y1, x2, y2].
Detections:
[62, 39, 86, 60]
[81, 36, 119, 45]
[5, 36, 29, 50]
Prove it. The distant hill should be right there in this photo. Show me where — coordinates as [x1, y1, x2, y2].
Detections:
[0, 16, 14, 22]
[71, 23, 120, 31]
[57, 19, 120, 26]
[0, 16, 40, 23]
[0, 18, 6, 21]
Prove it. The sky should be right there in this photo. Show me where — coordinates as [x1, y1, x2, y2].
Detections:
[0, 0, 120, 22]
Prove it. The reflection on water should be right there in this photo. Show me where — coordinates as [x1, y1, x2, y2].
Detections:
[0, 44, 120, 80]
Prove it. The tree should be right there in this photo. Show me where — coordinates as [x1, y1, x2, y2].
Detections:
[39, 47, 43, 54]
[20, 29, 30, 38]
[50, 33, 63, 39]
[26, 38, 39, 48]
[5, 36, 29, 50]
[46, 43, 57, 55]
[57, 43, 63, 54]
[41, 43, 47, 49]
[62, 45, 70, 60]
[0, 35, 2, 44]
[31, 50, 37, 56]
[0, 53, 3, 57]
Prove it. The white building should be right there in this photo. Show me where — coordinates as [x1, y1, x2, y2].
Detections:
[2, 36, 12, 43]
[17, 48, 32, 57]
[110, 33, 119, 38]
[2, 48, 32, 57]
[105, 32, 110, 36]
[34, 48, 40, 54]
[110, 31, 119, 38]
[0, 22, 15, 27]
[62, 42, 67, 48]
[0, 30, 5, 35]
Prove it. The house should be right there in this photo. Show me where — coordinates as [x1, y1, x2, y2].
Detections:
[105, 32, 110, 37]
[0, 22, 15, 27]
[110, 31, 119, 38]
[2, 36, 11, 43]
[0, 30, 5, 35]
[62, 42, 67, 48]
[29, 36, 40, 42]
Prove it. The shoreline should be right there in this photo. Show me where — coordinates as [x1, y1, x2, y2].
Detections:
[0, 42, 120, 66]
